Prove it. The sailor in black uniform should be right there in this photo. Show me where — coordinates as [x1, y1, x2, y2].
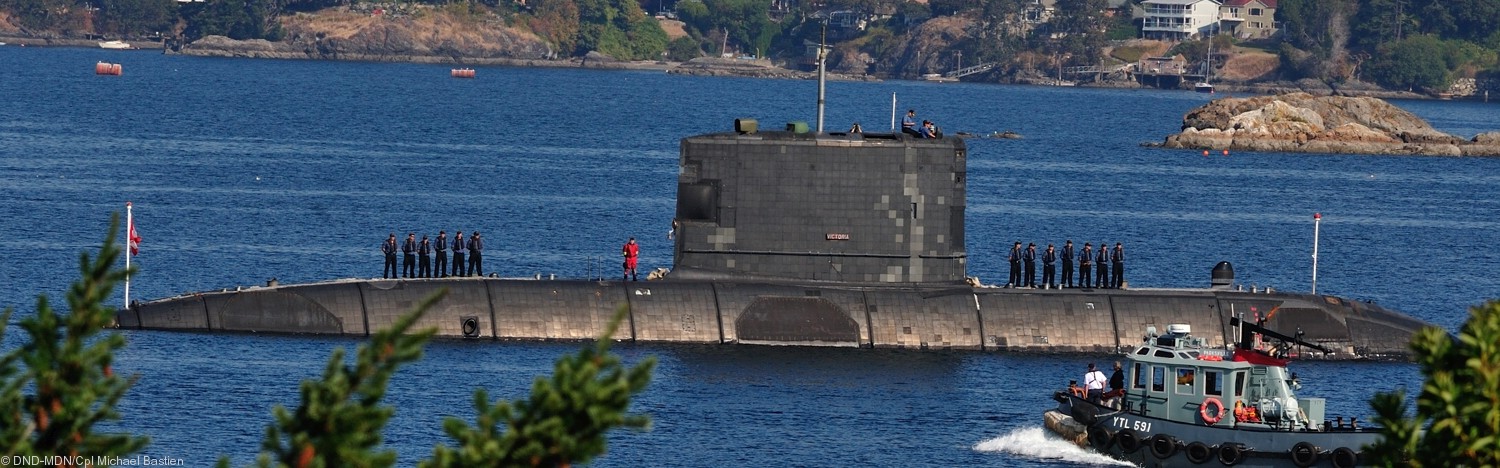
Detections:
[402, 233, 417, 278]
[1023, 243, 1037, 288]
[381, 233, 398, 279]
[1112, 242, 1125, 288]
[1042, 244, 1057, 289]
[433, 231, 448, 278]
[451, 231, 465, 277]
[1079, 243, 1093, 288]
[418, 235, 431, 278]
[1007, 241, 1022, 288]
[467, 231, 483, 276]
[1061, 240, 1074, 288]
[1096, 242, 1110, 289]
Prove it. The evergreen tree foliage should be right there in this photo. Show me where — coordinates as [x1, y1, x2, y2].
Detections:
[0, 215, 149, 461]
[422, 308, 655, 467]
[241, 291, 444, 468]
[1367, 300, 1500, 467]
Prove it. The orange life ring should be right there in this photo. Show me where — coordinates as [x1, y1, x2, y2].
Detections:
[1200, 397, 1225, 424]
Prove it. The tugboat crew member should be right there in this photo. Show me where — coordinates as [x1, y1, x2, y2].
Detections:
[1083, 363, 1108, 403]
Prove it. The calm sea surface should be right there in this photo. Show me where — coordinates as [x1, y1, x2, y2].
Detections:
[2, 47, 1498, 466]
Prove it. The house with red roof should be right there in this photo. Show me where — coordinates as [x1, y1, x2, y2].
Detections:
[1219, 0, 1278, 38]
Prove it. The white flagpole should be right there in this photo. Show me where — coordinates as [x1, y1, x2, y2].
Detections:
[1311, 212, 1321, 294]
[125, 201, 132, 307]
[890, 93, 897, 131]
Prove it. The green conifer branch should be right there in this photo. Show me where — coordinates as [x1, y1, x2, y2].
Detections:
[0, 214, 148, 460]
[421, 306, 655, 468]
[250, 290, 446, 468]
[1369, 300, 1500, 467]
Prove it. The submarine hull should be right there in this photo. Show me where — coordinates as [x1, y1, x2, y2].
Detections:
[115, 278, 1423, 359]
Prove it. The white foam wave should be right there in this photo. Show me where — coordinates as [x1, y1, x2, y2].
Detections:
[973, 426, 1134, 467]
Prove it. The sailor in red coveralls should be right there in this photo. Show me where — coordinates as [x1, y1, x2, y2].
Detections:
[622, 237, 639, 281]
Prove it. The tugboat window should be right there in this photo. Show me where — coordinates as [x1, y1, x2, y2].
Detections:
[1205, 370, 1223, 396]
[1176, 368, 1196, 394]
[1133, 362, 1147, 389]
[1233, 372, 1246, 397]
[1152, 366, 1166, 392]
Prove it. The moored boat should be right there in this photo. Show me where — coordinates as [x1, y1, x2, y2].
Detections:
[1044, 319, 1378, 467]
[99, 40, 132, 50]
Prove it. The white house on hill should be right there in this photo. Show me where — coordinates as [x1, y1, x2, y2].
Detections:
[1141, 0, 1221, 40]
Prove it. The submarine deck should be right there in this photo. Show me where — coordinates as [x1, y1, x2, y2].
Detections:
[116, 276, 1423, 360]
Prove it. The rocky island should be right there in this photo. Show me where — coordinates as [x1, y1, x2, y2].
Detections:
[1156, 93, 1500, 157]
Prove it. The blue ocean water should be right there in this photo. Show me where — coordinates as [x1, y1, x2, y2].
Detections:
[1, 46, 1497, 466]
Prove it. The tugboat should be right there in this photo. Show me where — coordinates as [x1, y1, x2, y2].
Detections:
[1043, 318, 1377, 467]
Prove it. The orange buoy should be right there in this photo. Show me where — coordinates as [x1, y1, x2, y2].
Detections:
[451, 68, 475, 78]
[95, 62, 122, 76]
[1202, 150, 1209, 156]
[1222, 149, 1230, 156]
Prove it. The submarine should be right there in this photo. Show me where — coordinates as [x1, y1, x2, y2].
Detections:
[115, 116, 1427, 359]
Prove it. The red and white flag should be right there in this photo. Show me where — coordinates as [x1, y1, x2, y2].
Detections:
[127, 210, 141, 256]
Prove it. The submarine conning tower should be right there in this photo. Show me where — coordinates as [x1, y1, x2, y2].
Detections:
[671, 120, 967, 283]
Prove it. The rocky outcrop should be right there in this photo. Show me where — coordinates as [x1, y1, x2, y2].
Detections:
[175, 8, 553, 64]
[1156, 93, 1500, 156]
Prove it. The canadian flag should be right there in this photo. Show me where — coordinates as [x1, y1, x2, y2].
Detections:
[127, 208, 141, 256]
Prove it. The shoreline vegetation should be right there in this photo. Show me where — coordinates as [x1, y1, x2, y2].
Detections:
[1, 32, 1460, 99]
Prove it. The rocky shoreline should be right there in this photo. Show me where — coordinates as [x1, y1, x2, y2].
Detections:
[1154, 93, 1500, 156]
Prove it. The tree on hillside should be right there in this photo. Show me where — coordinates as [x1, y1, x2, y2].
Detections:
[96, 0, 176, 37]
[1366, 300, 1500, 467]
[1038, 0, 1109, 61]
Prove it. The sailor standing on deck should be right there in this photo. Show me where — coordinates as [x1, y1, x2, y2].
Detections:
[418, 235, 431, 278]
[1079, 243, 1093, 288]
[402, 233, 417, 278]
[1007, 242, 1022, 288]
[1096, 243, 1110, 289]
[433, 231, 448, 278]
[622, 237, 640, 281]
[1023, 243, 1037, 288]
[1042, 244, 1057, 289]
[382, 233, 398, 279]
[1061, 240, 1075, 288]
[1112, 242, 1126, 289]
[450, 231, 465, 277]
[468, 231, 483, 276]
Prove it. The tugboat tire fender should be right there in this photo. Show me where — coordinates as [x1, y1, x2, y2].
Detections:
[1150, 434, 1178, 459]
[1116, 429, 1141, 454]
[1185, 442, 1213, 464]
[1330, 447, 1358, 468]
[1290, 441, 1320, 467]
[1217, 443, 1247, 466]
[1087, 426, 1112, 449]
[1200, 397, 1225, 424]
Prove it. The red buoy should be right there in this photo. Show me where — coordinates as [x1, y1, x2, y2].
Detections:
[451, 68, 475, 78]
[95, 62, 122, 76]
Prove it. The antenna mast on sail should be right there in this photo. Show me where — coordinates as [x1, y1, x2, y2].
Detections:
[816, 20, 827, 134]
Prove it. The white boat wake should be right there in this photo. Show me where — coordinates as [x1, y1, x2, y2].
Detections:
[973, 426, 1133, 466]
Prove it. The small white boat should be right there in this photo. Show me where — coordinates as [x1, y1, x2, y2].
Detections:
[1194, 82, 1215, 94]
[99, 40, 132, 50]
